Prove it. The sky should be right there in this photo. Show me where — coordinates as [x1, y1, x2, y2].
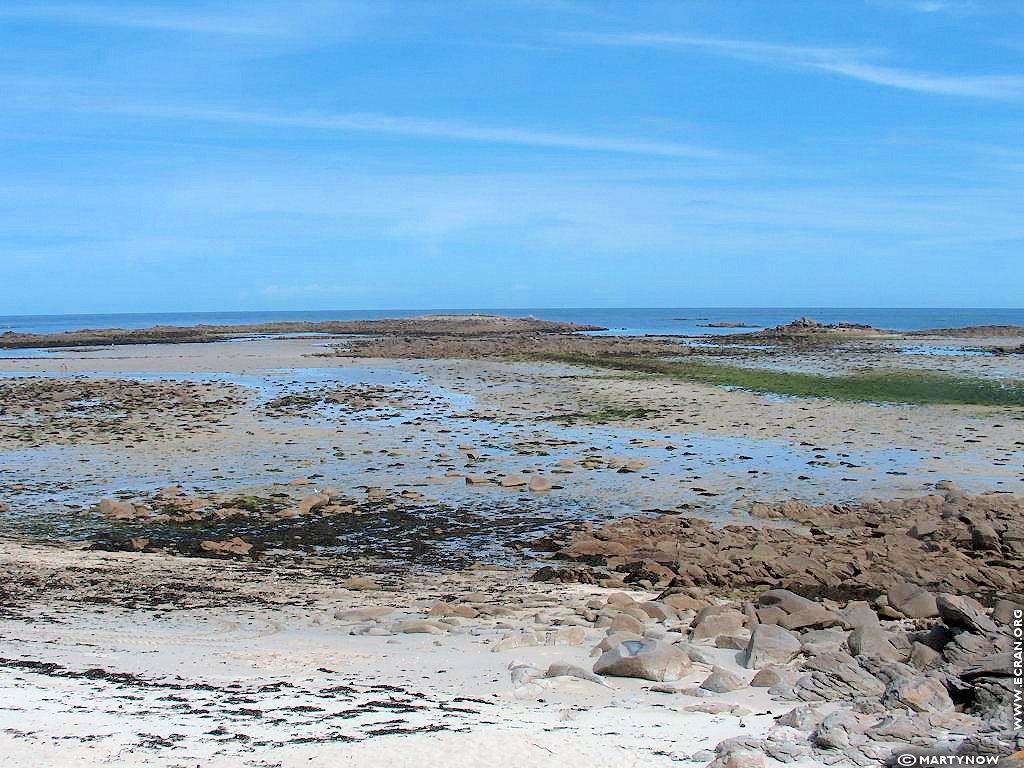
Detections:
[1, 0, 1022, 314]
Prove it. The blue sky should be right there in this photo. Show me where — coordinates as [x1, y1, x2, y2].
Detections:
[1, 0, 1022, 313]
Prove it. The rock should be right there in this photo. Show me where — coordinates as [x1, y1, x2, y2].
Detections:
[756, 589, 816, 615]
[296, 492, 330, 514]
[547, 626, 587, 646]
[778, 703, 827, 731]
[528, 475, 553, 493]
[544, 663, 612, 687]
[676, 641, 718, 665]
[789, 652, 885, 702]
[608, 613, 645, 634]
[908, 518, 938, 538]
[847, 626, 906, 661]
[936, 594, 997, 634]
[887, 583, 939, 619]
[800, 628, 848, 656]
[605, 592, 637, 608]
[691, 606, 746, 642]
[813, 710, 868, 750]
[882, 672, 955, 713]
[701, 665, 747, 693]
[593, 631, 643, 654]
[98, 497, 139, 520]
[429, 601, 479, 619]
[840, 601, 880, 629]
[393, 619, 446, 635]
[744, 624, 801, 669]
[909, 642, 942, 670]
[971, 522, 1000, 551]
[992, 600, 1023, 626]
[706, 749, 765, 768]
[761, 726, 814, 763]
[639, 601, 677, 622]
[334, 607, 394, 622]
[716, 634, 751, 650]
[464, 474, 490, 485]
[750, 665, 798, 688]
[198, 537, 252, 556]
[593, 639, 691, 682]
[779, 605, 843, 631]
[662, 593, 702, 611]
[341, 576, 379, 591]
[500, 475, 527, 488]
[493, 630, 540, 651]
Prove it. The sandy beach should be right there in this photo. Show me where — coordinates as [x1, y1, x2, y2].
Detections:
[1, 321, 1022, 767]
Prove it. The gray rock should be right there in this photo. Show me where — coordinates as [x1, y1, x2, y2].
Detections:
[691, 606, 746, 642]
[777, 703, 827, 731]
[887, 583, 939, 619]
[847, 626, 906, 661]
[593, 639, 691, 682]
[840, 602, 880, 630]
[744, 624, 801, 669]
[970, 522, 1000, 551]
[701, 665, 747, 692]
[756, 589, 816, 615]
[779, 605, 844, 631]
[749, 664, 799, 688]
[882, 674, 954, 713]
[789, 652, 885, 702]
[800, 628, 848, 656]
[936, 594, 997, 635]
[813, 710, 869, 750]
[909, 642, 942, 670]
[992, 600, 1023, 627]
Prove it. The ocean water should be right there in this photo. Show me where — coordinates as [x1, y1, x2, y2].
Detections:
[1, 307, 1022, 338]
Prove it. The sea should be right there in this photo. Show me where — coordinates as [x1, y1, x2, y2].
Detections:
[1, 307, 1022, 338]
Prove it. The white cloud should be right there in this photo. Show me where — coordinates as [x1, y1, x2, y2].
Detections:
[0, 1, 379, 40]
[573, 32, 1024, 101]
[113, 105, 739, 160]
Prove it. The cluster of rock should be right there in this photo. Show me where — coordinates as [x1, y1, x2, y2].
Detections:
[91, 483, 399, 558]
[261, 384, 414, 419]
[691, 588, 1022, 766]
[535, 487, 1023, 597]
[0, 377, 245, 447]
[557, 585, 1020, 765]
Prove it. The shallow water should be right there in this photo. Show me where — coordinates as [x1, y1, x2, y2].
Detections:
[2, 365, 1017, 564]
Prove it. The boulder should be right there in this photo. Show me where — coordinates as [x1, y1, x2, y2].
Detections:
[756, 589, 816, 614]
[393, 619, 447, 635]
[789, 652, 885, 702]
[847, 626, 906, 661]
[887, 583, 939, 619]
[750, 665, 799, 688]
[744, 624, 801, 669]
[883, 675, 954, 713]
[691, 606, 746, 642]
[528, 475, 553, 493]
[779, 605, 844, 631]
[701, 665, 748, 693]
[937, 594, 997, 634]
[593, 639, 691, 682]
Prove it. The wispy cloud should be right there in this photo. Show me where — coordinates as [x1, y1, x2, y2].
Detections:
[115, 105, 739, 160]
[574, 32, 1024, 101]
[0, 3, 277, 35]
[0, 1, 377, 39]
